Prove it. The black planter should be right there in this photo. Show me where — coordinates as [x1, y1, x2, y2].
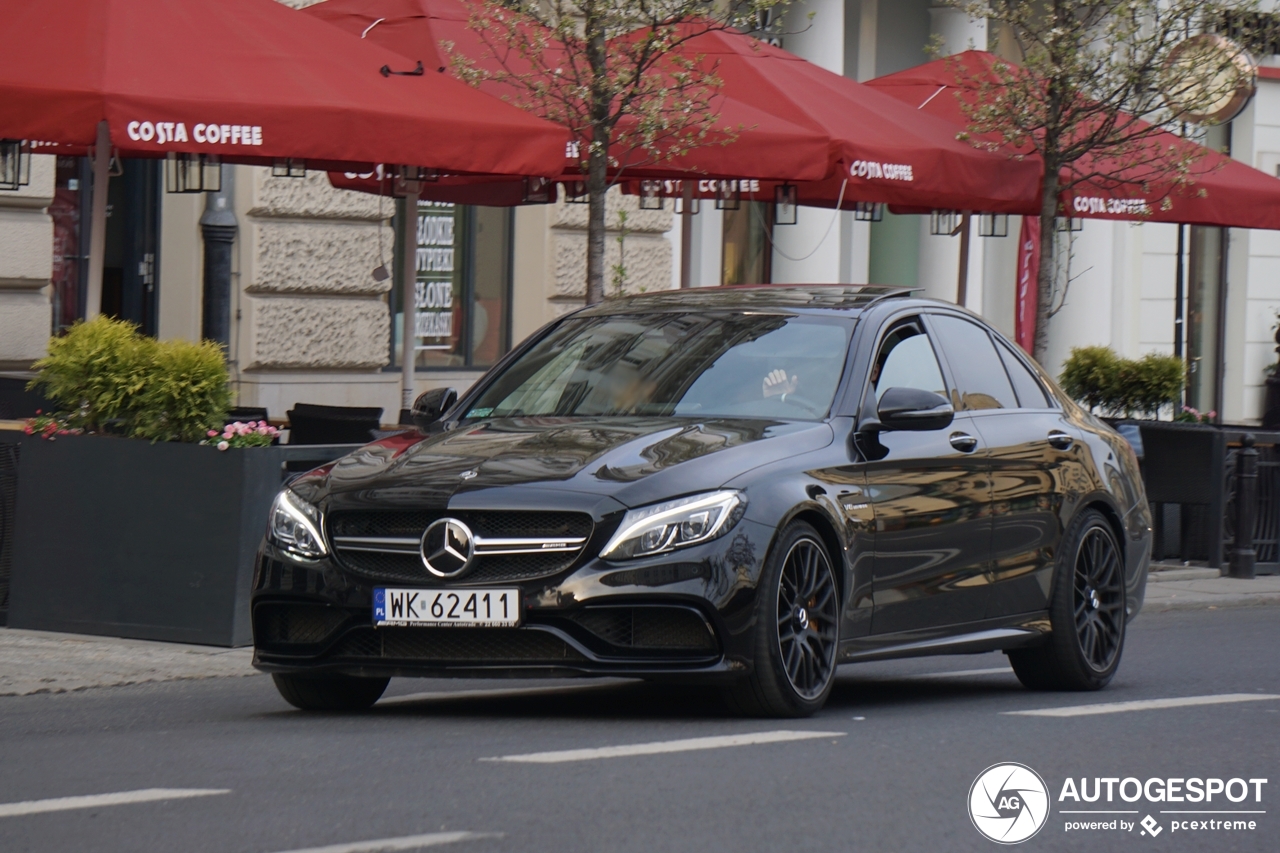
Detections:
[1134, 421, 1226, 566]
[3, 432, 353, 646]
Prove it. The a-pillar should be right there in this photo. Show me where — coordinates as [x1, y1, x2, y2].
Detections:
[919, 5, 987, 309]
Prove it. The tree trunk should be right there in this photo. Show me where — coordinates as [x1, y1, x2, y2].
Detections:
[583, 15, 609, 306]
[1033, 168, 1060, 364]
[585, 131, 608, 305]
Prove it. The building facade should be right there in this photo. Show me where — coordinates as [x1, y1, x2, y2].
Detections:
[3, 0, 1280, 425]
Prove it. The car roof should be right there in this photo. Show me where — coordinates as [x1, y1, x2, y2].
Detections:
[574, 284, 918, 316]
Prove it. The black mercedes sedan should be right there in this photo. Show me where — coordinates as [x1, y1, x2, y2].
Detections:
[252, 285, 1152, 717]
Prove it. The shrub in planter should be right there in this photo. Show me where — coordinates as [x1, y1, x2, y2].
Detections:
[28, 316, 230, 441]
[1060, 346, 1185, 419]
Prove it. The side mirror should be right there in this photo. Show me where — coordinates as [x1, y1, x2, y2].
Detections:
[411, 387, 457, 429]
[873, 387, 954, 432]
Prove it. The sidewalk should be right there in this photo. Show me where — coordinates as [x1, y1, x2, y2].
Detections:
[1, 570, 1276, 697]
[1143, 566, 1280, 612]
[0, 628, 257, 697]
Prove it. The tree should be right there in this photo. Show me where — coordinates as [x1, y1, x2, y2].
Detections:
[454, 0, 787, 305]
[951, 0, 1255, 362]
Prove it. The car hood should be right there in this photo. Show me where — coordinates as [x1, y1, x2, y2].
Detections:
[301, 416, 834, 511]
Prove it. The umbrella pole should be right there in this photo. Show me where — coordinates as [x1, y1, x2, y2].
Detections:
[680, 182, 693, 288]
[955, 213, 971, 306]
[399, 187, 420, 423]
[84, 120, 111, 321]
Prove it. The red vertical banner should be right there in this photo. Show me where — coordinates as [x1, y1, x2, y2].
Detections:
[1015, 215, 1040, 355]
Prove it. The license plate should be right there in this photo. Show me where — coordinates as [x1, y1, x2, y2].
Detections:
[373, 587, 521, 628]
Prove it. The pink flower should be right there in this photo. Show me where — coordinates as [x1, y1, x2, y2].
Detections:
[208, 429, 218, 437]
[217, 440, 230, 451]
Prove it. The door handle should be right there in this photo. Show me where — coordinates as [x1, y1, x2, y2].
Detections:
[1047, 430, 1074, 450]
[949, 432, 979, 453]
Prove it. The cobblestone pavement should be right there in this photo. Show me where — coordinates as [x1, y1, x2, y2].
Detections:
[0, 629, 257, 696]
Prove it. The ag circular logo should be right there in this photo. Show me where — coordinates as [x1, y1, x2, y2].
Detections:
[968, 763, 1050, 844]
[421, 518, 475, 578]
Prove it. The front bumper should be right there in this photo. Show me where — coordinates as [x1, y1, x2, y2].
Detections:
[251, 519, 776, 681]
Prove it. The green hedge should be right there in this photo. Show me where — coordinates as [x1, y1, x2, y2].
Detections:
[29, 316, 231, 442]
[1059, 345, 1185, 419]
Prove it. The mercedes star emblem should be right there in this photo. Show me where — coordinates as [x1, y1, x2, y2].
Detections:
[420, 517, 476, 578]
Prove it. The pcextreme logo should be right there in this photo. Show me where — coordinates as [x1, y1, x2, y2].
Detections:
[968, 764, 1269, 844]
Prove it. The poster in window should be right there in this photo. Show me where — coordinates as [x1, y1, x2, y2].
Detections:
[415, 201, 457, 352]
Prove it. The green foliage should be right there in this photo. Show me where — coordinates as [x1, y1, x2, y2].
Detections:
[1059, 345, 1119, 412]
[1060, 346, 1186, 418]
[28, 315, 152, 430]
[28, 316, 230, 442]
[130, 338, 233, 442]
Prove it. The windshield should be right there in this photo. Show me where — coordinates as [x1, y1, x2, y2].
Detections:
[464, 312, 854, 420]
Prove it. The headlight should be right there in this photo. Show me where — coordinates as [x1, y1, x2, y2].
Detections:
[268, 489, 327, 558]
[600, 490, 744, 560]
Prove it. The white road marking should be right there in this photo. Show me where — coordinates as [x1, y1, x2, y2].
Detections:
[267, 831, 498, 853]
[0, 788, 229, 818]
[481, 729, 845, 764]
[907, 667, 1012, 679]
[1003, 693, 1280, 718]
[378, 681, 627, 707]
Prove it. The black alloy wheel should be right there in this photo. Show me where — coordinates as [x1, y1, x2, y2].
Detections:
[1074, 526, 1125, 671]
[727, 520, 840, 717]
[1009, 509, 1126, 691]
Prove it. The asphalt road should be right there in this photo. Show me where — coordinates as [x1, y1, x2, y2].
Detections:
[1, 607, 1276, 853]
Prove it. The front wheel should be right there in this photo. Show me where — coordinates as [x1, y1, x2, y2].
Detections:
[271, 672, 390, 711]
[726, 521, 840, 717]
[1009, 509, 1126, 691]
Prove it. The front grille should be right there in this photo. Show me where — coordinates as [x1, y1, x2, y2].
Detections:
[327, 510, 594, 585]
[569, 606, 717, 652]
[255, 603, 350, 647]
[330, 627, 586, 663]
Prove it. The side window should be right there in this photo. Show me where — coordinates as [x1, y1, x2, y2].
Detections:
[928, 315, 1017, 411]
[870, 319, 947, 400]
[996, 340, 1050, 408]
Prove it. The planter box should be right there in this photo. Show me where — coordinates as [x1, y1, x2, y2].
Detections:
[3, 432, 353, 646]
[1109, 419, 1280, 573]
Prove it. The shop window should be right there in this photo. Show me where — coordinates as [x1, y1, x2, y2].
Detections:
[721, 201, 772, 286]
[391, 201, 513, 370]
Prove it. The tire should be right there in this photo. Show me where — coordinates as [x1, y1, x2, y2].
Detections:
[1008, 509, 1126, 691]
[726, 521, 840, 717]
[271, 672, 390, 711]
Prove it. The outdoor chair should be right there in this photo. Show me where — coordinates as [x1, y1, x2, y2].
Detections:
[285, 403, 383, 445]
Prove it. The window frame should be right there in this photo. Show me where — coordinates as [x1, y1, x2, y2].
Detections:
[847, 312, 952, 422]
[921, 309, 1059, 414]
[387, 201, 515, 372]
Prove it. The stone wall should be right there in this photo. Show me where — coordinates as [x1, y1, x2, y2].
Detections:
[0, 155, 54, 371]
[550, 188, 674, 310]
[233, 168, 394, 408]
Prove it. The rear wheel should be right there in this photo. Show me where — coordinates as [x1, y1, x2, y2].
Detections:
[1009, 509, 1126, 691]
[271, 673, 389, 711]
[726, 521, 840, 717]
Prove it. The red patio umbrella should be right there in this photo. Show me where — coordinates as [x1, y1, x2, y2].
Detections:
[306, 0, 835, 188]
[0, 0, 568, 323]
[866, 51, 1280, 229]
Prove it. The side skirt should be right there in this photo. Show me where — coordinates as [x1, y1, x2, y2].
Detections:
[837, 613, 1051, 663]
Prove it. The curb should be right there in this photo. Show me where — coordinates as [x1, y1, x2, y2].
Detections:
[1143, 592, 1280, 612]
